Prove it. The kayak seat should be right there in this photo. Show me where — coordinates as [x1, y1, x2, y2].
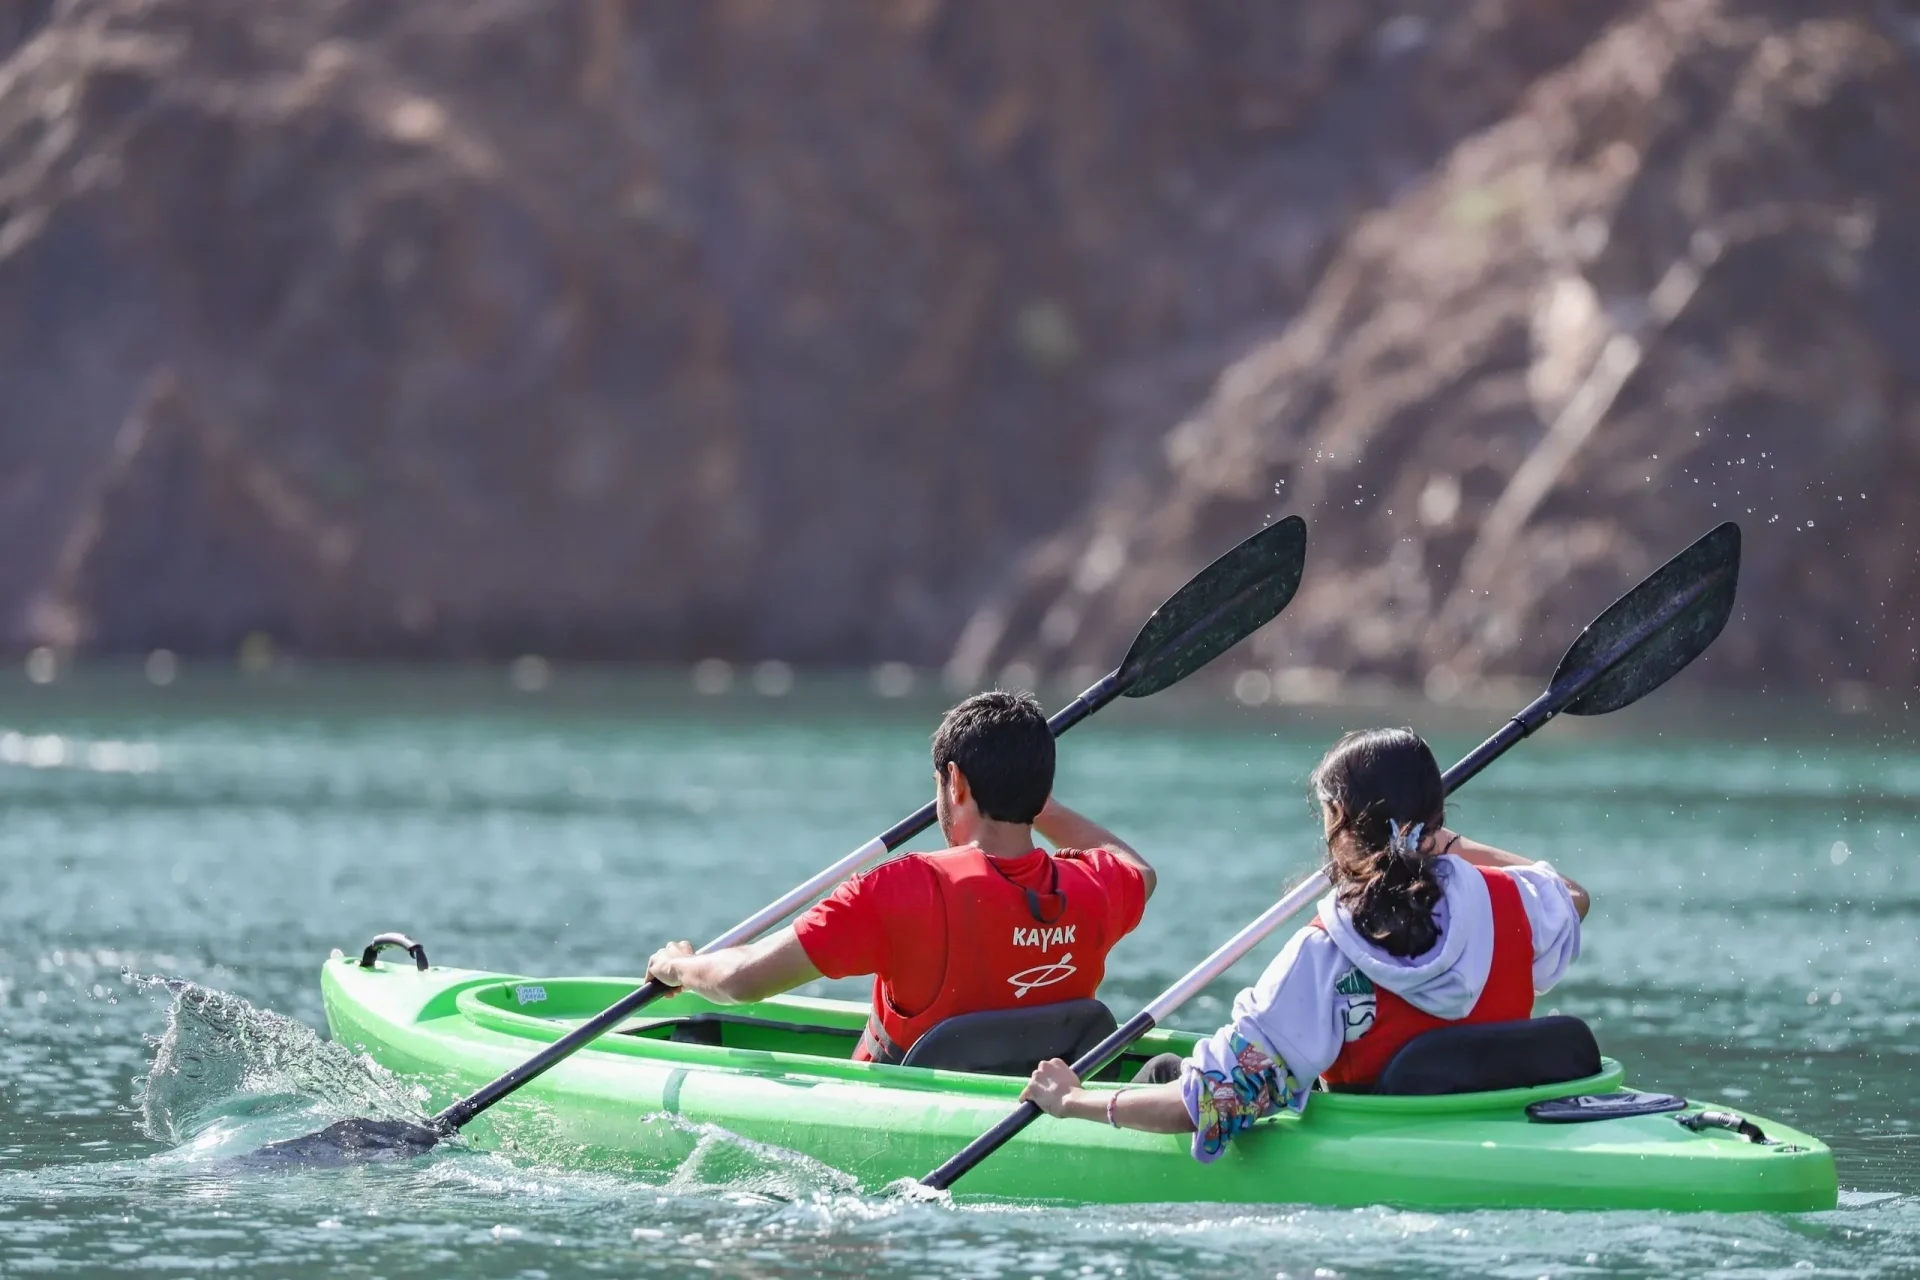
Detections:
[1364, 1015, 1603, 1097]
[899, 998, 1118, 1077]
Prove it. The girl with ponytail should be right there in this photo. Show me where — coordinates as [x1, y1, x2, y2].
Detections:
[1020, 728, 1589, 1161]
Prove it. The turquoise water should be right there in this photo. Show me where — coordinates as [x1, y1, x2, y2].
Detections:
[1, 670, 1916, 1277]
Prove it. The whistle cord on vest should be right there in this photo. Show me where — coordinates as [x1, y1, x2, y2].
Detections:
[997, 855, 1069, 925]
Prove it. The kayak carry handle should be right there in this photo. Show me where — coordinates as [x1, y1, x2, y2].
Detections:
[1676, 1110, 1771, 1144]
[359, 932, 430, 971]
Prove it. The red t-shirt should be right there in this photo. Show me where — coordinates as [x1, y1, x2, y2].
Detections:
[794, 847, 1148, 1017]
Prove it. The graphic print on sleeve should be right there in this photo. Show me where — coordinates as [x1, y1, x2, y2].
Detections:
[1184, 1032, 1310, 1163]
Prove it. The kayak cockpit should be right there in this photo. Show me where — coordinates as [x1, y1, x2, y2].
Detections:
[622, 1009, 863, 1055]
[454, 976, 1178, 1083]
[450, 975, 1631, 1102]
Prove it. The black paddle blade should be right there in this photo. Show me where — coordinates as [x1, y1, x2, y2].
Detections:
[1552, 522, 1740, 716]
[1118, 515, 1307, 698]
[240, 1116, 445, 1168]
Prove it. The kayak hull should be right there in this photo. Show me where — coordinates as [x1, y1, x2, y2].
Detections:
[320, 958, 1838, 1211]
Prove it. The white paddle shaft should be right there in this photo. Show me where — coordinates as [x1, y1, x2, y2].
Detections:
[1141, 867, 1330, 1022]
[701, 835, 890, 952]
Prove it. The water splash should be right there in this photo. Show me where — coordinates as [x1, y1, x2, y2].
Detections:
[883, 1176, 951, 1206]
[655, 1115, 863, 1204]
[130, 974, 430, 1154]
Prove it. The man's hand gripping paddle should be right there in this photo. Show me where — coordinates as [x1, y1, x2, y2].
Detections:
[254, 516, 1309, 1165]
[918, 521, 1742, 1193]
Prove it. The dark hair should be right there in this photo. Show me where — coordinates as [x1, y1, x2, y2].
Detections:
[1310, 727, 1447, 958]
[932, 690, 1054, 823]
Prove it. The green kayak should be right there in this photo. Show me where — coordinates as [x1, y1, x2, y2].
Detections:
[320, 956, 1837, 1211]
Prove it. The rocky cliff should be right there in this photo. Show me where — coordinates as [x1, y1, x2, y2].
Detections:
[0, 0, 1912, 695]
[962, 0, 1920, 701]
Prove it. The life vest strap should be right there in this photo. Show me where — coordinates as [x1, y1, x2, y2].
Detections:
[859, 1015, 906, 1065]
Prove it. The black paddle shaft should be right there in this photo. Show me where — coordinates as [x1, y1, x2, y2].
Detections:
[919, 522, 1741, 1192]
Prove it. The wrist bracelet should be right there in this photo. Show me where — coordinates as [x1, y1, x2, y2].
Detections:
[1107, 1087, 1130, 1128]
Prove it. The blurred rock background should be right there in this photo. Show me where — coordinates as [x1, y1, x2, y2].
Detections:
[1, 0, 1913, 701]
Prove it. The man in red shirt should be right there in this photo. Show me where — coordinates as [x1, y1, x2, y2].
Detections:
[644, 690, 1156, 1063]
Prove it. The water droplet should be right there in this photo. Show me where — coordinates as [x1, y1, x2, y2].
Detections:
[997, 661, 1038, 692]
[24, 647, 57, 685]
[751, 661, 794, 697]
[1830, 840, 1851, 865]
[509, 655, 551, 693]
[145, 650, 178, 686]
[1418, 474, 1461, 527]
[870, 662, 914, 698]
[237, 632, 275, 674]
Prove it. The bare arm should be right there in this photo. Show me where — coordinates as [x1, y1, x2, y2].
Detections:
[1020, 1058, 1193, 1133]
[1034, 797, 1157, 899]
[645, 926, 823, 1005]
[1434, 828, 1590, 920]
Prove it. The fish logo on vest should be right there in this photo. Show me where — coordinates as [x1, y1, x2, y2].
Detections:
[1007, 953, 1077, 999]
[1011, 925, 1076, 948]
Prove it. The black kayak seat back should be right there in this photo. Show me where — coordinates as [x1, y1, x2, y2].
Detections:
[899, 998, 1118, 1076]
[1367, 1015, 1603, 1096]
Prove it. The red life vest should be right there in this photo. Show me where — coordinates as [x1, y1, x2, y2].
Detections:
[858, 847, 1114, 1064]
[1319, 864, 1535, 1089]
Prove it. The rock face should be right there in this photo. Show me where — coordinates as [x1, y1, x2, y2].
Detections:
[0, 1, 1913, 694]
[961, 1, 1920, 699]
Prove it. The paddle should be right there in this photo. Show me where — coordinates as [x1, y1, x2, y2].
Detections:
[256, 515, 1309, 1164]
[918, 520, 1741, 1192]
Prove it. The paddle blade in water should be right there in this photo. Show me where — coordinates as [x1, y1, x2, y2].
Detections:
[241, 1116, 445, 1168]
[1118, 515, 1306, 698]
[1552, 521, 1740, 716]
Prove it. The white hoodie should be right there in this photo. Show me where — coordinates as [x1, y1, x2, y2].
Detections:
[1177, 855, 1582, 1163]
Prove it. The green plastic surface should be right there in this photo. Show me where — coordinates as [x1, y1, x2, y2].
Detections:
[322, 959, 1838, 1211]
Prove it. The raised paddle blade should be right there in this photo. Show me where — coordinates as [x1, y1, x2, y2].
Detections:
[239, 1117, 444, 1168]
[1118, 515, 1307, 699]
[1552, 521, 1740, 717]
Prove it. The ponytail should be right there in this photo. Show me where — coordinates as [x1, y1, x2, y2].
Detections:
[1310, 729, 1447, 957]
